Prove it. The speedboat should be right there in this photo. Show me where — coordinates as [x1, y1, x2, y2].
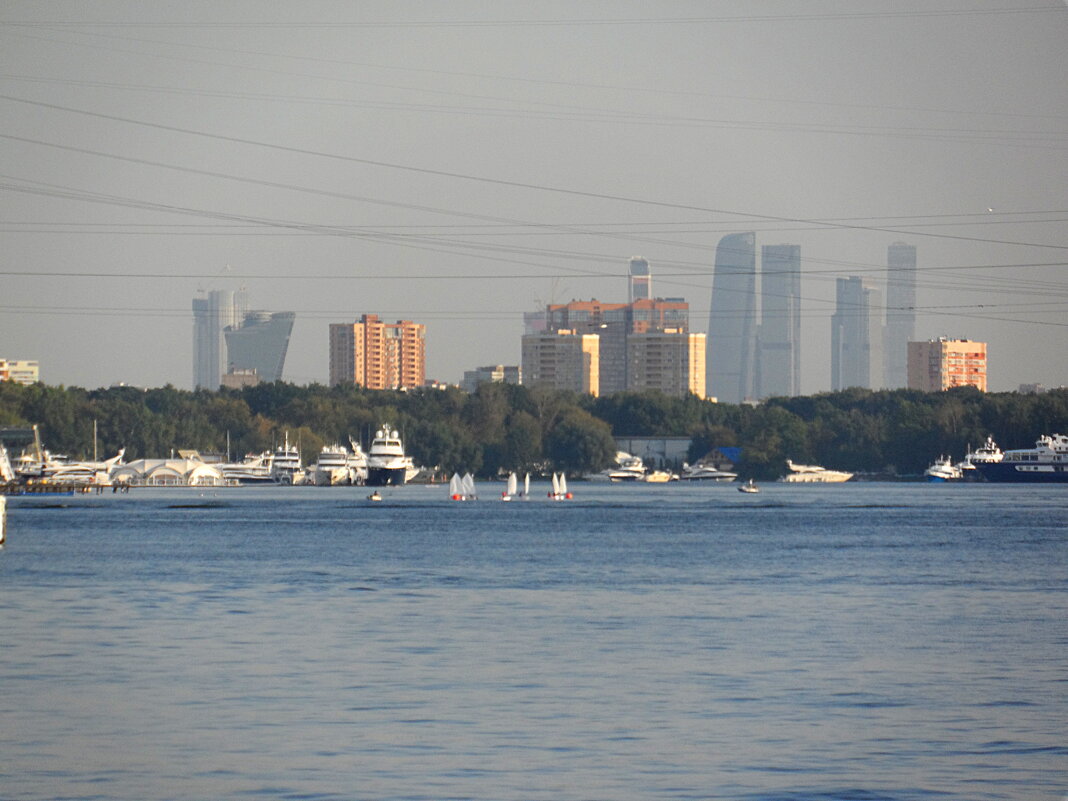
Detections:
[779, 460, 853, 483]
[366, 426, 415, 487]
[679, 462, 737, 482]
[587, 451, 646, 482]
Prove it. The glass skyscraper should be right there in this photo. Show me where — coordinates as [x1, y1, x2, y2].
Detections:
[192, 289, 247, 390]
[884, 242, 917, 388]
[707, 232, 757, 403]
[831, 276, 884, 390]
[757, 244, 802, 398]
[224, 311, 296, 383]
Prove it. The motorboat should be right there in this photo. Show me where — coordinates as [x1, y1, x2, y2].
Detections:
[679, 462, 738, 482]
[975, 433, 1068, 483]
[779, 460, 853, 483]
[642, 470, 676, 483]
[737, 478, 759, 493]
[924, 455, 962, 482]
[308, 444, 351, 486]
[366, 426, 415, 487]
[270, 432, 304, 485]
[957, 436, 1003, 479]
[219, 451, 276, 485]
[587, 451, 647, 482]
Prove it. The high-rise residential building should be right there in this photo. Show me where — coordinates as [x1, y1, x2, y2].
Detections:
[223, 311, 295, 384]
[537, 297, 693, 396]
[757, 244, 802, 398]
[907, 337, 987, 392]
[707, 232, 757, 403]
[0, 359, 39, 385]
[193, 289, 247, 389]
[629, 256, 652, 303]
[831, 276, 884, 390]
[329, 314, 426, 390]
[521, 330, 600, 396]
[461, 365, 521, 393]
[627, 331, 706, 399]
[885, 242, 917, 388]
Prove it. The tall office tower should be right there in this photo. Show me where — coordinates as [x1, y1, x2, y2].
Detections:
[629, 256, 652, 303]
[907, 337, 987, 392]
[884, 242, 917, 388]
[627, 332, 706, 399]
[329, 314, 426, 390]
[192, 289, 247, 389]
[521, 330, 600, 396]
[757, 244, 802, 398]
[831, 276, 884, 390]
[223, 311, 296, 384]
[707, 232, 757, 403]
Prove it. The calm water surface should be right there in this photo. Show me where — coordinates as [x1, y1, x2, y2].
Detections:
[1, 481, 1066, 800]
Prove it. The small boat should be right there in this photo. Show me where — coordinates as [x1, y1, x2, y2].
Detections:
[501, 472, 518, 501]
[449, 472, 477, 500]
[549, 472, 571, 500]
[924, 455, 962, 482]
[737, 478, 759, 494]
[367, 490, 382, 501]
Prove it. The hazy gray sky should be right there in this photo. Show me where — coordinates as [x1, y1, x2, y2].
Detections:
[2, 0, 1066, 393]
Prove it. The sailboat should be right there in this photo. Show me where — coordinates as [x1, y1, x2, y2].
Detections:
[550, 472, 572, 500]
[462, 472, 477, 500]
[523, 473, 531, 499]
[502, 472, 518, 501]
[449, 472, 465, 500]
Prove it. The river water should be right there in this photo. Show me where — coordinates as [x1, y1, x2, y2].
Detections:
[1, 481, 1066, 801]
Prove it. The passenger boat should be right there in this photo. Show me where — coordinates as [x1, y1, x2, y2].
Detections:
[779, 460, 853, 483]
[219, 451, 276, 485]
[924, 455, 962, 482]
[957, 436, 1003, 479]
[270, 433, 304, 485]
[366, 426, 414, 487]
[974, 433, 1068, 483]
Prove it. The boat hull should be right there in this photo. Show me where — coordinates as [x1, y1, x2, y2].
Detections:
[976, 463, 1068, 483]
[366, 466, 407, 486]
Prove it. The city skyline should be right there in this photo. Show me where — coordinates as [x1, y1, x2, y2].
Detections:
[2, 2, 1065, 394]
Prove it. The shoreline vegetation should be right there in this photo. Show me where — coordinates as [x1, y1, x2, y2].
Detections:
[1, 382, 1066, 481]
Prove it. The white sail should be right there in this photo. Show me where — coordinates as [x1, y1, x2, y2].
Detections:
[551, 472, 560, 496]
[559, 473, 568, 495]
[462, 472, 476, 498]
[506, 472, 518, 496]
[449, 472, 462, 497]
[524, 473, 530, 498]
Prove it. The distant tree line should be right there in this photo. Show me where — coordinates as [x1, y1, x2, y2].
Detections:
[1, 380, 1066, 479]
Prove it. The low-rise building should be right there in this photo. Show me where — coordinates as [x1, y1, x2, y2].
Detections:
[0, 359, 39, 385]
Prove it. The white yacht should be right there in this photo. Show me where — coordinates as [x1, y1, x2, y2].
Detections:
[957, 436, 1003, 478]
[270, 433, 303, 485]
[587, 451, 647, 482]
[219, 451, 275, 485]
[347, 438, 369, 485]
[679, 462, 738, 482]
[366, 426, 414, 486]
[308, 444, 351, 486]
[780, 460, 853, 483]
